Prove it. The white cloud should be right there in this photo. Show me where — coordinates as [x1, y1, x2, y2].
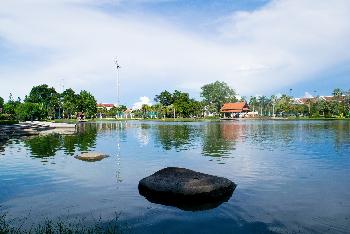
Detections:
[132, 96, 152, 110]
[304, 92, 314, 98]
[0, 0, 349, 104]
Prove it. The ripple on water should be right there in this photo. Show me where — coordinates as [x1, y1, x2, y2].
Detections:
[0, 120, 349, 233]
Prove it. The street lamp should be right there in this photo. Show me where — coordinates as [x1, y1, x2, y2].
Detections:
[114, 58, 121, 107]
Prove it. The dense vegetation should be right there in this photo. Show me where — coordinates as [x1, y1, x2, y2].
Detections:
[1, 82, 349, 121]
[0, 84, 97, 121]
[133, 81, 237, 118]
[248, 88, 350, 118]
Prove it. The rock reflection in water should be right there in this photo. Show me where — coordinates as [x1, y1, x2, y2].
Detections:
[139, 189, 234, 211]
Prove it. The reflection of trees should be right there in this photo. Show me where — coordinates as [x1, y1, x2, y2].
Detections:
[73, 124, 98, 152]
[202, 123, 236, 157]
[24, 124, 97, 158]
[155, 124, 193, 151]
[24, 134, 62, 158]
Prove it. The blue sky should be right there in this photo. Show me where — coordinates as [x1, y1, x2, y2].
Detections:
[0, 0, 349, 107]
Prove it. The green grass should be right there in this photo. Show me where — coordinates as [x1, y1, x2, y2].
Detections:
[0, 120, 19, 125]
[142, 118, 220, 122]
[286, 116, 349, 120]
[51, 119, 79, 124]
[52, 117, 221, 123]
[0, 212, 128, 234]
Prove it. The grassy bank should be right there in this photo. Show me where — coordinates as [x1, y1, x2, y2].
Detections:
[0, 212, 127, 234]
[52, 117, 221, 123]
[286, 116, 349, 120]
[0, 120, 19, 125]
[50, 116, 349, 124]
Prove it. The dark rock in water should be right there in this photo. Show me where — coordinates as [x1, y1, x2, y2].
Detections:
[138, 167, 236, 211]
[75, 152, 109, 162]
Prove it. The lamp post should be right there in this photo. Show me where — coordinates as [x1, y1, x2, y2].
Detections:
[114, 58, 121, 107]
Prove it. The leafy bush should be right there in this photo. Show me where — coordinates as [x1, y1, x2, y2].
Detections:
[0, 114, 15, 120]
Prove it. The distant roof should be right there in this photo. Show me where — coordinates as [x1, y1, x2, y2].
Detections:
[97, 103, 115, 108]
[294, 95, 346, 104]
[221, 102, 250, 113]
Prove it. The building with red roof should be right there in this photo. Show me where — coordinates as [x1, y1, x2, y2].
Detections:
[220, 102, 250, 118]
[97, 103, 115, 111]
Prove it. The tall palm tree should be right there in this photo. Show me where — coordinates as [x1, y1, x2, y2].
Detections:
[258, 96, 267, 116]
[270, 95, 277, 117]
[332, 88, 343, 102]
[249, 96, 258, 112]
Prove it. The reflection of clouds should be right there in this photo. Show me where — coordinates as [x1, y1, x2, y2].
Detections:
[137, 128, 150, 147]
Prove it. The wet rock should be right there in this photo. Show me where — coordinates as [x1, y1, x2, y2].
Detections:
[75, 152, 109, 162]
[138, 167, 236, 211]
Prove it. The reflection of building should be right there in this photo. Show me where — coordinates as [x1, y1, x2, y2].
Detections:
[220, 102, 250, 118]
[221, 123, 246, 141]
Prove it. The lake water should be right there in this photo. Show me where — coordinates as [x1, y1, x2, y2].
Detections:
[1, 120, 350, 233]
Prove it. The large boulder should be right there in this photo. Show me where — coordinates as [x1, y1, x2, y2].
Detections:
[138, 167, 236, 211]
[75, 152, 109, 162]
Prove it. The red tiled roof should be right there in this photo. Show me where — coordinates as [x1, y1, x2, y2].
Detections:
[220, 102, 250, 113]
[97, 103, 115, 108]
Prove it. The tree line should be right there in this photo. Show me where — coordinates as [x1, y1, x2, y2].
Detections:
[248, 88, 350, 118]
[133, 81, 237, 118]
[0, 84, 97, 121]
[1, 82, 349, 121]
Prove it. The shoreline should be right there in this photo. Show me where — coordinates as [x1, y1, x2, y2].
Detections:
[0, 121, 76, 141]
[55, 117, 350, 123]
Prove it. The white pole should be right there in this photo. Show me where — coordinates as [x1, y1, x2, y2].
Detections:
[115, 58, 121, 107]
[117, 68, 120, 107]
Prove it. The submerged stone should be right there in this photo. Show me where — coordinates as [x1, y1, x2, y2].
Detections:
[138, 167, 236, 211]
[75, 152, 109, 162]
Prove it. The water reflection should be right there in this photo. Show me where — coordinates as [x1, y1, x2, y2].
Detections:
[202, 123, 238, 157]
[139, 188, 235, 211]
[1, 120, 350, 233]
[24, 124, 98, 159]
[154, 124, 194, 151]
[24, 134, 62, 158]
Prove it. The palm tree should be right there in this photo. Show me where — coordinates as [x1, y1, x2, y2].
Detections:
[258, 96, 267, 116]
[270, 95, 277, 117]
[249, 96, 258, 112]
[332, 88, 343, 102]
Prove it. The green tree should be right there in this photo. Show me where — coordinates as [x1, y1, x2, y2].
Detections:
[200, 81, 237, 113]
[257, 95, 269, 116]
[77, 90, 97, 118]
[154, 90, 174, 106]
[275, 94, 293, 116]
[26, 84, 57, 107]
[15, 102, 46, 121]
[3, 93, 21, 116]
[332, 88, 343, 100]
[0, 96, 4, 109]
[108, 105, 127, 118]
[62, 88, 78, 118]
[249, 96, 258, 112]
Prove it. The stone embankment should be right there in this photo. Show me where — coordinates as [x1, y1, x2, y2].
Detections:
[0, 121, 76, 140]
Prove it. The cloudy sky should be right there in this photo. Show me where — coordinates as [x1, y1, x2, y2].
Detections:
[1, 0, 350, 106]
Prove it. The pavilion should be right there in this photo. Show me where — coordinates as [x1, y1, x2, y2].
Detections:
[220, 102, 250, 119]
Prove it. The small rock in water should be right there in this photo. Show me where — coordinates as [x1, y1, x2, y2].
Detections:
[75, 152, 109, 162]
[138, 167, 236, 211]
